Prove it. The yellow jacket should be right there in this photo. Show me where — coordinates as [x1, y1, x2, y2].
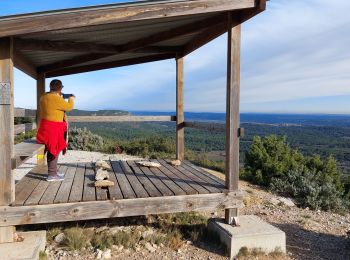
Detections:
[39, 92, 74, 122]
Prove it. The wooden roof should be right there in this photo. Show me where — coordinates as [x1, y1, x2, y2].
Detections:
[0, 0, 265, 79]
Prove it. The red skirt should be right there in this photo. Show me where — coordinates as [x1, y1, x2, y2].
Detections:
[36, 119, 67, 157]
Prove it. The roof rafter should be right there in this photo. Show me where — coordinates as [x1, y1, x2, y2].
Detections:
[45, 53, 175, 78]
[14, 38, 183, 54]
[37, 13, 226, 73]
[182, 0, 266, 56]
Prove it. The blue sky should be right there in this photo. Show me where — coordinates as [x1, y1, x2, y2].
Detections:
[2, 0, 350, 114]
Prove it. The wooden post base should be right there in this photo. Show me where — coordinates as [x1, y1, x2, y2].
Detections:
[0, 226, 15, 243]
[225, 208, 239, 225]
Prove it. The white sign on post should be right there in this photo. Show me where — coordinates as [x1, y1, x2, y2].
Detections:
[0, 83, 11, 105]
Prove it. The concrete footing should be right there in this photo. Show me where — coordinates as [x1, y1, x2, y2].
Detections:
[208, 215, 286, 258]
[0, 231, 46, 260]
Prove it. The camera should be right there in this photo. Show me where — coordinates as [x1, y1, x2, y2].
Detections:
[62, 93, 74, 99]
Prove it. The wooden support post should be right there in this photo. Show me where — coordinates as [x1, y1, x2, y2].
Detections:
[36, 73, 45, 165]
[225, 16, 241, 225]
[176, 56, 184, 160]
[0, 37, 15, 242]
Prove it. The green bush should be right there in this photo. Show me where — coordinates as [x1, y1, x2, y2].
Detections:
[119, 137, 175, 158]
[68, 127, 104, 152]
[244, 135, 345, 211]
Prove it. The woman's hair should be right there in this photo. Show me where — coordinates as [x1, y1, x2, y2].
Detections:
[50, 79, 63, 91]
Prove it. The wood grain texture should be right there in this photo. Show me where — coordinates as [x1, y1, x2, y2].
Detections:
[137, 163, 174, 196]
[39, 165, 67, 205]
[120, 161, 149, 198]
[82, 164, 96, 202]
[154, 159, 197, 195]
[147, 164, 185, 196]
[183, 160, 225, 186]
[0, 226, 15, 243]
[105, 161, 123, 200]
[0, 37, 14, 206]
[54, 165, 76, 203]
[68, 164, 86, 202]
[14, 166, 47, 206]
[127, 160, 162, 197]
[176, 56, 184, 160]
[110, 160, 136, 199]
[158, 159, 208, 194]
[0, 0, 255, 38]
[1, 192, 244, 226]
[225, 16, 241, 224]
[167, 159, 222, 193]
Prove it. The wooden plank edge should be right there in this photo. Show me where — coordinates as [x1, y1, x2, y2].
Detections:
[0, 191, 243, 226]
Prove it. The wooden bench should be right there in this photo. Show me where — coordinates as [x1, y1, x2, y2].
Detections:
[12, 139, 45, 169]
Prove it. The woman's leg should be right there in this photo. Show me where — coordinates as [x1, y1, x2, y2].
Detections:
[47, 151, 59, 177]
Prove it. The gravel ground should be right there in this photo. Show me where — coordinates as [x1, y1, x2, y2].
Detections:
[15, 151, 350, 259]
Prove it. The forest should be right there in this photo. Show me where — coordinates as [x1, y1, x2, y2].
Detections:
[70, 121, 350, 173]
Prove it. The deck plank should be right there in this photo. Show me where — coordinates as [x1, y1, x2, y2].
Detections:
[106, 161, 123, 200]
[54, 164, 77, 203]
[158, 159, 208, 194]
[164, 159, 222, 193]
[183, 160, 225, 186]
[82, 163, 96, 202]
[152, 159, 197, 195]
[14, 166, 47, 206]
[127, 160, 162, 197]
[120, 161, 149, 198]
[24, 179, 49, 206]
[180, 161, 226, 190]
[138, 164, 174, 196]
[68, 164, 86, 202]
[39, 165, 67, 205]
[110, 160, 136, 199]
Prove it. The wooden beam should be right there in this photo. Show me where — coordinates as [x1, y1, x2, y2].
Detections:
[38, 14, 225, 73]
[176, 56, 184, 160]
[0, 192, 244, 226]
[15, 38, 183, 54]
[182, 21, 227, 57]
[36, 73, 45, 127]
[13, 50, 37, 79]
[182, 1, 266, 57]
[68, 115, 176, 123]
[0, 0, 256, 38]
[225, 16, 241, 225]
[0, 37, 15, 243]
[45, 53, 175, 78]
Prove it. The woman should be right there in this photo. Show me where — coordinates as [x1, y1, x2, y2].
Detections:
[36, 79, 75, 181]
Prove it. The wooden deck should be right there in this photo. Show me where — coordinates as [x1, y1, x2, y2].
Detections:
[0, 159, 243, 226]
[14, 159, 229, 206]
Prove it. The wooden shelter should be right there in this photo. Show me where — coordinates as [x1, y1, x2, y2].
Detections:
[0, 0, 265, 243]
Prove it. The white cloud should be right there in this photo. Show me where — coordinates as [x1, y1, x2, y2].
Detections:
[12, 0, 350, 113]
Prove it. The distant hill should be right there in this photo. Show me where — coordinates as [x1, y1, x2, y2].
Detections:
[67, 109, 130, 116]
